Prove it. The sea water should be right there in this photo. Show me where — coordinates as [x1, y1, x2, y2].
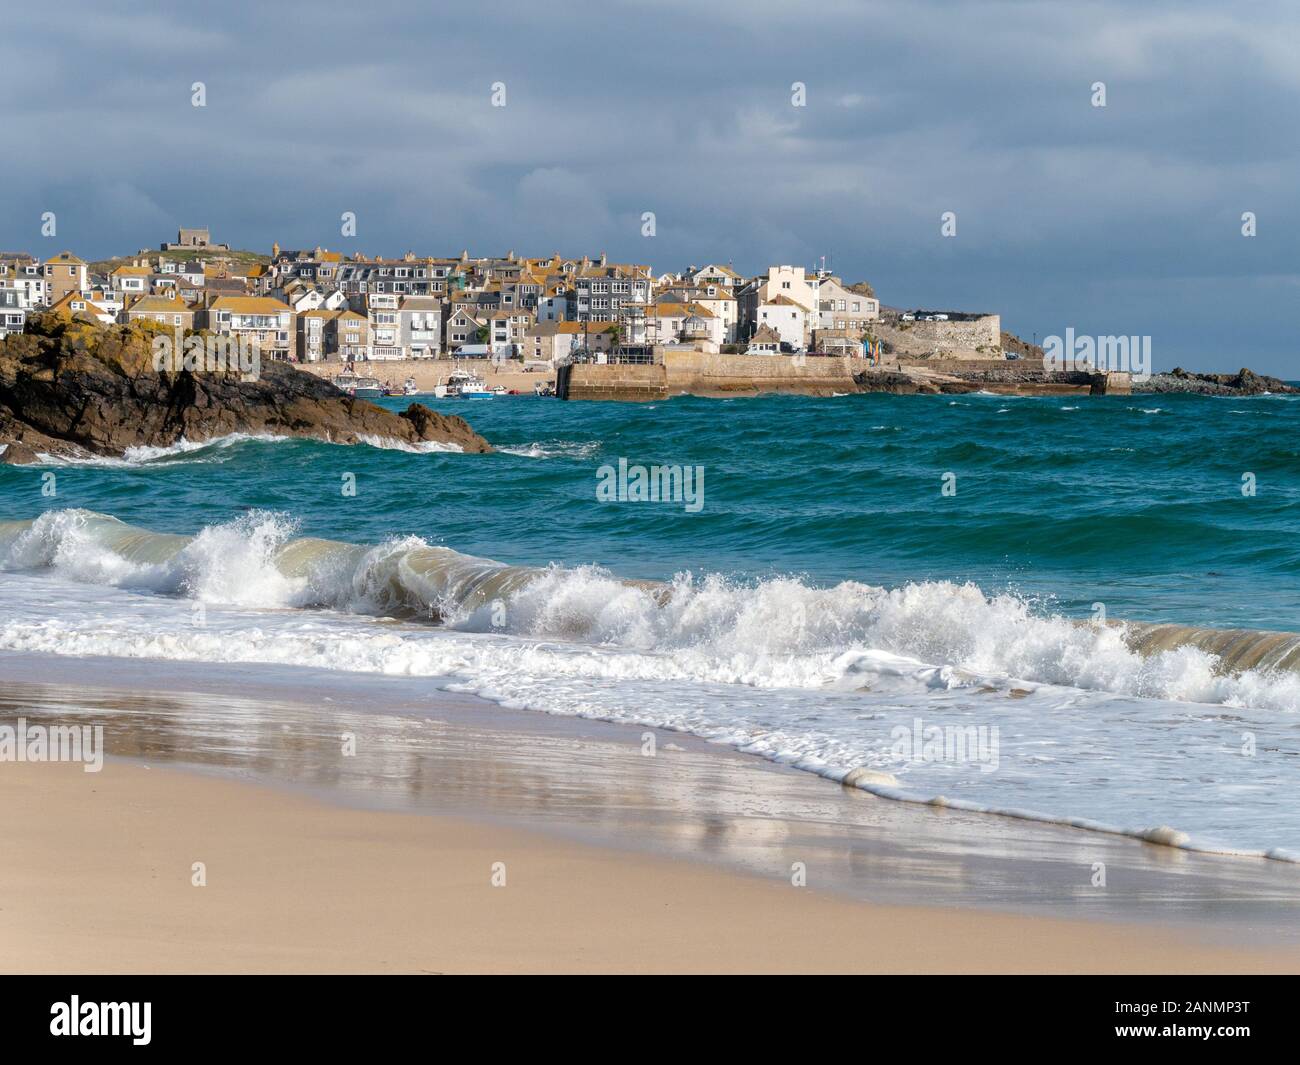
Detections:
[1, 390, 1298, 857]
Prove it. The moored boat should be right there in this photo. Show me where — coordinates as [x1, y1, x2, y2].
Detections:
[331, 372, 384, 399]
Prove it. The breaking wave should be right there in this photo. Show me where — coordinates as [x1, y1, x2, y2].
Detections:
[3, 509, 1299, 712]
[22, 432, 460, 467]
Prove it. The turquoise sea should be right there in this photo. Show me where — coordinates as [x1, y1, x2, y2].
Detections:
[2, 390, 1299, 857]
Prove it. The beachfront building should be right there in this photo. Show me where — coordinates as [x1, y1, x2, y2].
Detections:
[745, 323, 783, 355]
[737, 265, 816, 349]
[297, 308, 371, 363]
[298, 309, 335, 362]
[557, 320, 618, 358]
[399, 296, 442, 358]
[524, 321, 570, 366]
[200, 296, 296, 361]
[750, 294, 809, 350]
[646, 300, 725, 351]
[446, 306, 486, 354]
[655, 283, 739, 343]
[365, 292, 403, 360]
[812, 274, 879, 333]
[812, 328, 864, 357]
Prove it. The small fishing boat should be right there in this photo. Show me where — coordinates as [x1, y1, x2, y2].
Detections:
[383, 377, 420, 397]
[331, 372, 384, 398]
[435, 369, 494, 399]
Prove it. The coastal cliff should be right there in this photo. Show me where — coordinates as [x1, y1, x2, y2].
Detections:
[0, 314, 492, 463]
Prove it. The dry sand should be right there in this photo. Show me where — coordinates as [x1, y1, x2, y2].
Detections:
[3, 759, 1297, 974]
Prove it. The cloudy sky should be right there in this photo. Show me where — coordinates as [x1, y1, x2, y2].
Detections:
[4, 1, 1298, 374]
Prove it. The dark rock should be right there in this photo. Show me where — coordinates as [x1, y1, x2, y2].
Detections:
[852, 371, 943, 394]
[0, 315, 492, 463]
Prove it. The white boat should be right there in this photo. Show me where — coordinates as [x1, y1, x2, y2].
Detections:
[436, 369, 494, 399]
[384, 376, 420, 397]
[332, 372, 384, 398]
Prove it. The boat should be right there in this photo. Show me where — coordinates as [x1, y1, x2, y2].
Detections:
[383, 377, 420, 397]
[435, 369, 494, 399]
[331, 372, 384, 398]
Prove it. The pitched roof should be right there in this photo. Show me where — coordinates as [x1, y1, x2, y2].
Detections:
[653, 301, 715, 318]
[125, 295, 190, 314]
[208, 296, 293, 314]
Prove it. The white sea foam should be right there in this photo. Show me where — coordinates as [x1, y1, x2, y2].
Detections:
[4, 510, 1300, 859]
[24, 432, 461, 466]
[4, 510, 1299, 711]
[498, 440, 602, 460]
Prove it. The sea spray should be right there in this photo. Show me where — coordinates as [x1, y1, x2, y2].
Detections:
[4, 510, 1300, 712]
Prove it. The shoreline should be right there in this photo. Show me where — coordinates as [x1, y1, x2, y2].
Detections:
[10, 758, 1299, 974]
[3, 650, 1300, 972]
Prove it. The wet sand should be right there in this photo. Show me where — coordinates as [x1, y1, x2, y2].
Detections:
[2, 651, 1299, 972]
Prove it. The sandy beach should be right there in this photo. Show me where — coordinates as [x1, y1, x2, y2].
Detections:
[3, 653, 1299, 974]
[298, 357, 551, 396]
[4, 759, 1298, 974]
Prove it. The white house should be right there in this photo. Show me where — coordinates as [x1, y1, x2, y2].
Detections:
[738, 265, 816, 348]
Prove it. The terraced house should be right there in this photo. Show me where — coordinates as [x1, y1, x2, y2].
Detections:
[573, 254, 653, 323]
[297, 308, 370, 362]
[201, 296, 296, 361]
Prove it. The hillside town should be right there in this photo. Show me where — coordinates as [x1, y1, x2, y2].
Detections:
[0, 227, 938, 367]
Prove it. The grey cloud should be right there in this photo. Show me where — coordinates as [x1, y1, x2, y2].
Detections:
[2, 0, 1298, 373]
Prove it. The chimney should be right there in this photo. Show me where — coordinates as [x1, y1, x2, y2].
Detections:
[599, 251, 607, 266]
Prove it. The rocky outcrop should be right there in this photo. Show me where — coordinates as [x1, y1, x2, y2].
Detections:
[851, 370, 945, 394]
[0, 314, 492, 463]
[1145, 367, 1298, 396]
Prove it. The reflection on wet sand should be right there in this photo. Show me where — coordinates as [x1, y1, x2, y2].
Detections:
[2, 650, 1298, 942]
